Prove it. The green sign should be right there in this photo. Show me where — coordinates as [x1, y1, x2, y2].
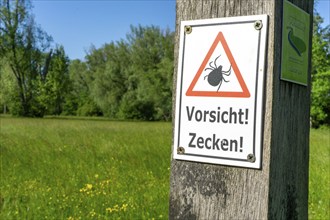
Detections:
[281, 0, 310, 86]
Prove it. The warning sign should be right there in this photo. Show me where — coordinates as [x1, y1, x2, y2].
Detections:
[186, 32, 250, 98]
[173, 15, 268, 169]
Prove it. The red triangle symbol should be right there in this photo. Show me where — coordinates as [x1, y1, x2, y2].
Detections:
[186, 32, 250, 98]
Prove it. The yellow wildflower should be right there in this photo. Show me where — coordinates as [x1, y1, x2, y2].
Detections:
[86, 184, 93, 190]
[121, 204, 128, 212]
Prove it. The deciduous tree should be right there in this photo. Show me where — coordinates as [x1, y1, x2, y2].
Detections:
[39, 45, 70, 115]
[311, 11, 330, 127]
[0, 0, 52, 116]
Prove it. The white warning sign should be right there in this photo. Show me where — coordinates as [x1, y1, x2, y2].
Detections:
[173, 15, 268, 169]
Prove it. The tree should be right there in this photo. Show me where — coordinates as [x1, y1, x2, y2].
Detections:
[120, 25, 174, 120]
[311, 70, 330, 126]
[90, 41, 130, 117]
[67, 59, 101, 116]
[0, 0, 52, 116]
[311, 11, 330, 127]
[0, 59, 17, 114]
[38, 45, 70, 115]
[85, 25, 175, 120]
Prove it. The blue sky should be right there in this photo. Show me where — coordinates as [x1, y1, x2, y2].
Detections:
[33, 0, 176, 60]
[32, 0, 329, 61]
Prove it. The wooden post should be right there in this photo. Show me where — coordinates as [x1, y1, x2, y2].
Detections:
[169, 0, 313, 219]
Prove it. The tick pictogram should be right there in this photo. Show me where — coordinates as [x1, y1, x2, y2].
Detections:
[186, 32, 250, 98]
[204, 55, 232, 91]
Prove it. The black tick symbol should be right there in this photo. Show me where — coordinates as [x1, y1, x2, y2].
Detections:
[204, 55, 231, 91]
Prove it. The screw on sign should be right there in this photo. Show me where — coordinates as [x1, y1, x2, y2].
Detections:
[203, 54, 232, 91]
[254, 20, 263, 30]
[184, 25, 192, 34]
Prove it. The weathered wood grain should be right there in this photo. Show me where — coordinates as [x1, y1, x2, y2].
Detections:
[170, 0, 313, 219]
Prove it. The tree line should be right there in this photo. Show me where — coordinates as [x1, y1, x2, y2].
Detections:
[63, 25, 174, 121]
[0, 0, 329, 126]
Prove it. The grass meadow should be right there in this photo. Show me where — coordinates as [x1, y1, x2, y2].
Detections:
[0, 117, 329, 219]
[309, 127, 330, 219]
[0, 117, 171, 219]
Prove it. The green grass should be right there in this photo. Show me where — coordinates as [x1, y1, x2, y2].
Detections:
[0, 117, 171, 219]
[0, 117, 329, 219]
[309, 127, 330, 219]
